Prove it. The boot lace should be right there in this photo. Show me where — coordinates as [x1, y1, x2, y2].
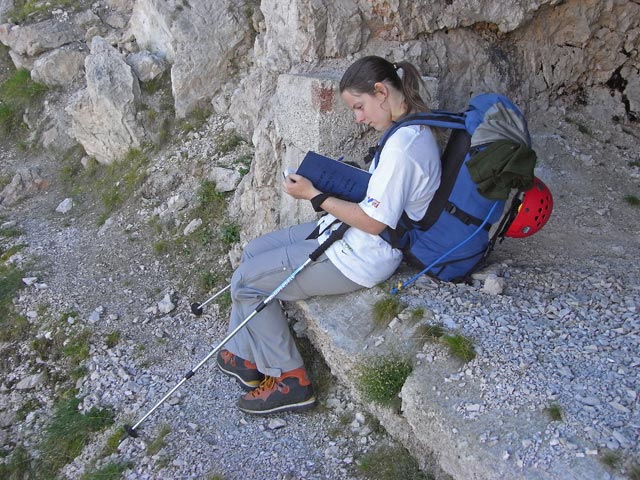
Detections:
[247, 376, 277, 398]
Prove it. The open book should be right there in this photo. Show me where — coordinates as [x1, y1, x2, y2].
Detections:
[295, 151, 371, 203]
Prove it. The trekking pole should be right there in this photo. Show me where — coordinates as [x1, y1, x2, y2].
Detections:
[392, 202, 500, 295]
[191, 284, 231, 316]
[123, 223, 350, 438]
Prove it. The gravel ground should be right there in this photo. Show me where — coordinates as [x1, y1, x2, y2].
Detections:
[0, 118, 404, 480]
[1, 102, 639, 480]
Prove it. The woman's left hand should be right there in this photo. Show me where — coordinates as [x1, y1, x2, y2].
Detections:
[283, 173, 321, 200]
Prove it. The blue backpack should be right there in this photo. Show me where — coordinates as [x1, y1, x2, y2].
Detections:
[370, 93, 537, 286]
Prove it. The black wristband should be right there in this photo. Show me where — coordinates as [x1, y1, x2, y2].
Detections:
[310, 193, 330, 212]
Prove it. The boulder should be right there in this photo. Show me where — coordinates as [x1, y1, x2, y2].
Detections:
[0, 167, 49, 206]
[207, 167, 241, 193]
[0, 18, 82, 56]
[30, 45, 87, 87]
[126, 50, 168, 82]
[66, 36, 144, 165]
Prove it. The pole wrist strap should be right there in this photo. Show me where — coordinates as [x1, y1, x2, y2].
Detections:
[310, 193, 330, 212]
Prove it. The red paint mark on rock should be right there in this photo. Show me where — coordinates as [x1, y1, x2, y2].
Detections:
[313, 85, 335, 113]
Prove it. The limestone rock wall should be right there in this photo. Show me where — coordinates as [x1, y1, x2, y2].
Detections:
[227, 0, 639, 243]
[2, 0, 636, 172]
[128, 0, 259, 118]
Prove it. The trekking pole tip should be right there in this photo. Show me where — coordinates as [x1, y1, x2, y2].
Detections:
[190, 302, 203, 316]
[123, 424, 139, 438]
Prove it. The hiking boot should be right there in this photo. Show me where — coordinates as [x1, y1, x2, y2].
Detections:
[237, 368, 316, 415]
[216, 350, 264, 391]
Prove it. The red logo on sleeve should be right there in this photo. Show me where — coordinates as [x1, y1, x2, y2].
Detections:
[366, 197, 380, 208]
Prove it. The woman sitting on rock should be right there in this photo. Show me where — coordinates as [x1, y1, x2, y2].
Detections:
[216, 55, 442, 415]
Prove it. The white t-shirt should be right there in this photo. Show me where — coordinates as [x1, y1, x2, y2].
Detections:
[318, 125, 441, 287]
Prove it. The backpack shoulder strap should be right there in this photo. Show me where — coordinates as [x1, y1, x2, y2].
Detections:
[372, 111, 466, 167]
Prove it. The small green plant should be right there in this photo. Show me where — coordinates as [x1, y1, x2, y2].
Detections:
[600, 449, 621, 469]
[179, 106, 211, 133]
[0, 226, 22, 238]
[82, 462, 132, 480]
[359, 445, 431, 480]
[629, 160, 640, 168]
[415, 323, 445, 341]
[16, 398, 42, 421]
[0, 263, 29, 341]
[140, 71, 170, 96]
[0, 446, 35, 479]
[62, 330, 91, 368]
[217, 290, 232, 311]
[196, 224, 213, 246]
[200, 271, 221, 291]
[216, 131, 244, 155]
[0, 69, 47, 135]
[146, 424, 171, 456]
[101, 428, 126, 458]
[220, 222, 240, 246]
[545, 403, 563, 422]
[105, 331, 120, 349]
[409, 307, 425, 321]
[0, 243, 26, 261]
[629, 464, 640, 480]
[236, 152, 253, 175]
[624, 195, 640, 206]
[38, 390, 115, 477]
[153, 239, 170, 256]
[98, 148, 150, 220]
[195, 180, 227, 223]
[372, 296, 404, 327]
[9, 0, 80, 23]
[441, 334, 476, 362]
[59, 144, 87, 188]
[358, 358, 412, 408]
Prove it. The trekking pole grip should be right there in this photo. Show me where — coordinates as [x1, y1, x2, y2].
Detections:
[308, 223, 349, 261]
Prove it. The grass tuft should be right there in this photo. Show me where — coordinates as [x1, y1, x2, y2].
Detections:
[220, 222, 240, 246]
[0, 69, 47, 135]
[38, 390, 114, 477]
[0, 263, 30, 341]
[415, 323, 445, 341]
[195, 180, 227, 223]
[358, 358, 412, 408]
[105, 331, 120, 349]
[624, 195, 640, 206]
[441, 334, 476, 362]
[359, 445, 431, 480]
[101, 428, 126, 458]
[81, 462, 132, 480]
[179, 106, 211, 133]
[545, 403, 563, 422]
[9, 0, 80, 23]
[217, 131, 245, 155]
[372, 296, 404, 327]
[599, 449, 620, 469]
[146, 424, 171, 456]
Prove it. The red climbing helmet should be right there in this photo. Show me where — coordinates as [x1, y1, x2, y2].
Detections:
[505, 177, 554, 238]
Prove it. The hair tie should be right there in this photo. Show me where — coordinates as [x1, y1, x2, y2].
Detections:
[396, 66, 405, 80]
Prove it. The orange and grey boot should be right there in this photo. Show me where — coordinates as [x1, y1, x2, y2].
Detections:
[216, 350, 265, 391]
[237, 368, 316, 415]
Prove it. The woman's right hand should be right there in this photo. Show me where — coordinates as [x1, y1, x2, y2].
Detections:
[283, 174, 321, 200]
